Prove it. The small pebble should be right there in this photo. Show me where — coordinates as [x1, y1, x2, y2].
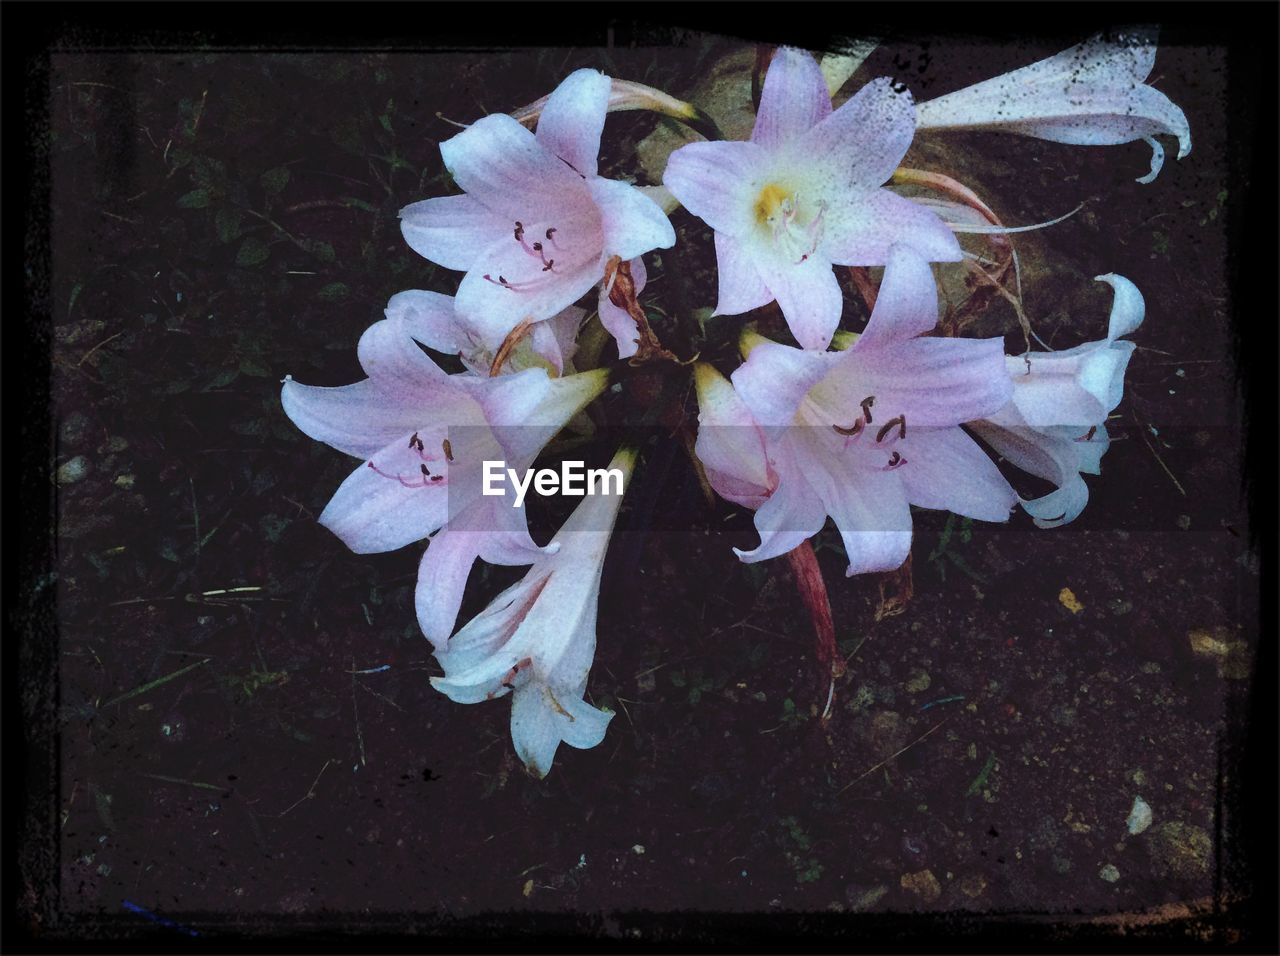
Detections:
[1099, 863, 1120, 883]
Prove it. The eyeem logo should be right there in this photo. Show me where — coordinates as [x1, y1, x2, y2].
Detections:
[483, 461, 625, 508]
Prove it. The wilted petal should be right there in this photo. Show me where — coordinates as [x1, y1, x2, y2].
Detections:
[536, 68, 610, 178]
[662, 139, 770, 237]
[822, 187, 962, 266]
[752, 47, 832, 149]
[598, 257, 646, 359]
[399, 194, 509, 272]
[587, 177, 676, 262]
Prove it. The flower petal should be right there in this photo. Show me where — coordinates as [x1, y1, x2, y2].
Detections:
[713, 231, 773, 316]
[752, 47, 832, 149]
[510, 682, 611, 779]
[318, 442, 451, 554]
[440, 113, 591, 222]
[732, 339, 835, 430]
[694, 363, 776, 509]
[281, 378, 423, 461]
[536, 68, 611, 178]
[896, 427, 1017, 522]
[800, 76, 915, 190]
[385, 289, 466, 355]
[415, 529, 484, 652]
[968, 416, 1092, 528]
[821, 187, 962, 266]
[733, 450, 828, 563]
[587, 177, 676, 263]
[398, 194, 510, 272]
[662, 139, 770, 237]
[850, 243, 939, 351]
[753, 252, 844, 350]
[804, 458, 913, 576]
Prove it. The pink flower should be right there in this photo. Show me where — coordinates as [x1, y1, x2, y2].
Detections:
[969, 274, 1144, 527]
[281, 299, 607, 650]
[915, 31, 1191, 184]
[696, 245, 1016, 575]
[663, 47, 961, 351]
[399, 69, 675, 354]
[431, 447, 636, 778]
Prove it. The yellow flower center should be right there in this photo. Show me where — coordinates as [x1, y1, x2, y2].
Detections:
[754, 183, 791, 225]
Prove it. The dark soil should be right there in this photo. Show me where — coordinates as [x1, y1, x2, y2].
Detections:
[24, 21, 1267, 948]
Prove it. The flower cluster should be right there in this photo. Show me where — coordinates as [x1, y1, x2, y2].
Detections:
[283, 32, 1182, 776]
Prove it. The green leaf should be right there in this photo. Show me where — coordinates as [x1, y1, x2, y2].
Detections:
[302, 239, 336, 263]
[238, 357, 272, 378]
[236, 237, 270, 267]
[260, 166, 291, 194]
[214, 207, 243, 243]
[316, 282, 349, 301]
[177, 188, 211, 209]
[204, 367, 240, 390]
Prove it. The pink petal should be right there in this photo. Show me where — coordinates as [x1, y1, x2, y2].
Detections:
[969, 418, 1091, 528]
[733, 448, 828, 563]
[440, 113, 592, 222]
[455, 230, 603, 346]
[318, 441, 451, 554]
[800, 77, 915, 190]
[281, 378, 425, 461]
[753, 252, 844, 350]
[385, 289, 466, 355]
[896, 427, 1017, 522]
[415, 529, 483, 651]
[356, 309, 456, 393]
[662, 139, 770, 237]
[732, 340, 835, 429]
[818, 336, 1011, 426]
[694, 363, 775, 509]
[850, 243, 939, 351]
[821, 188, 962, 266]
[752, 47, 832, 149]
[536, 68, 610, 178]
[399, 194, 509, 272]
[587, 177, 676, 262]
[510, 682, 611, 779]
[527, 305, 586, 373]
[804, 459, 913, 576]
[713, 232, 773, 316]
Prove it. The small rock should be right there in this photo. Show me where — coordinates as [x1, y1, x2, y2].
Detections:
[56, 456, 91, 485]
[114, 474, 135, 489]
[1176, 514, 1191, 530]
[1058, 588, 1084, 614]
[900, 868, 941, 904]
[1126, 796, 1153, 835]
[905, 670, 931, 694]
[1107, 598, 1134, 616]
[632, 844, 645, 855]
[958, 873, 987, 898]
[1099, 863, 1120, 883]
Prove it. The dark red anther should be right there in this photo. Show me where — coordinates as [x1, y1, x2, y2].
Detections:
[876, 415, 906, 443]
[861, 396, 876, 424]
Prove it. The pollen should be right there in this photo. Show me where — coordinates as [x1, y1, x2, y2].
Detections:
[754, 183, 791, 225]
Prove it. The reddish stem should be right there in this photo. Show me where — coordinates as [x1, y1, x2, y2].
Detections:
[784, 541, 844, 679]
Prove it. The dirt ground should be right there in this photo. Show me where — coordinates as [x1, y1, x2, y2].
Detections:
[19, 14, 1273, 950]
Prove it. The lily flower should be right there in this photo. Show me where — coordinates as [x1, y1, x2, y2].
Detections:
[663, 46, 961, 351]
[699, 244, 1015, 574]
[384, 288, 583, 377]
[399, 68, 675, 351]
[693, 361, 776, 510]
[431, 447, 636, 778]
[281, 302, 608, 649]
[915, 31, 1191, 184]
[968, 274, 1144, 527]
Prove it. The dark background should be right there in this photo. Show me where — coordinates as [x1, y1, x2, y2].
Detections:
[10, 4, 1277, 950]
